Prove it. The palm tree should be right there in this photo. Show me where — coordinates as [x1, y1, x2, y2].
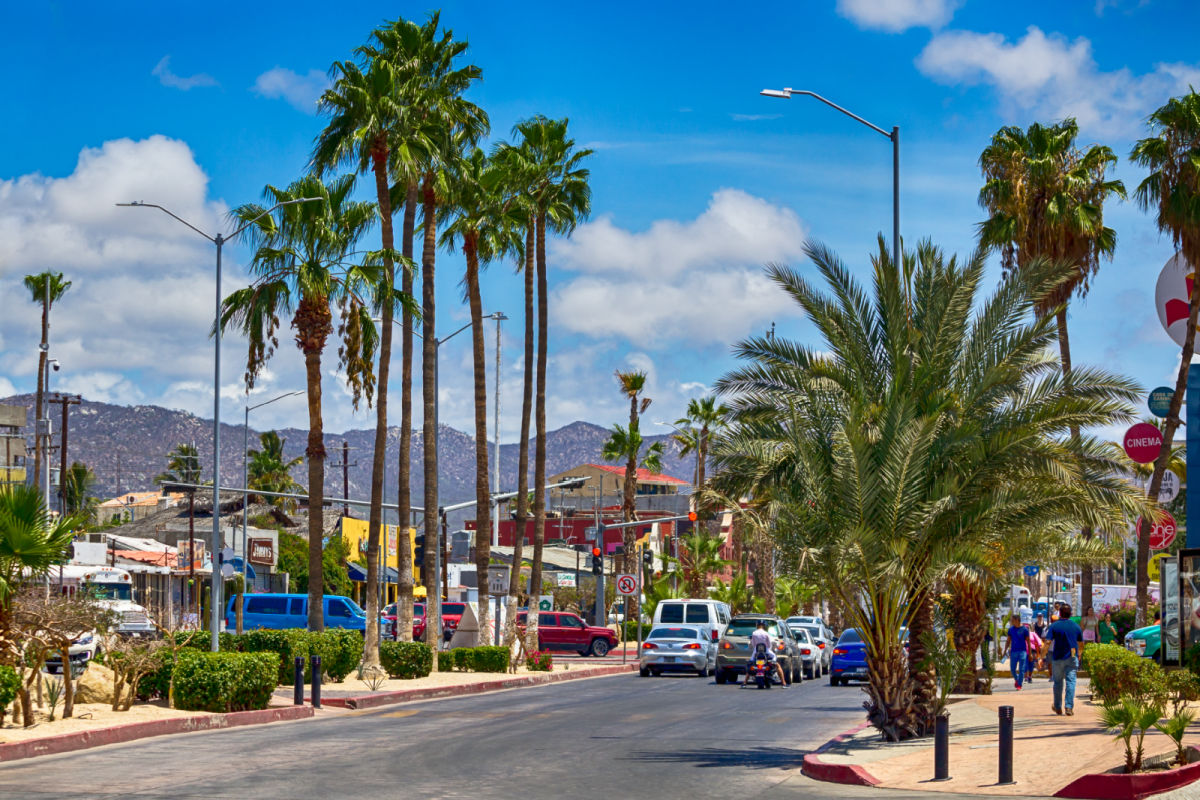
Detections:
[247, 431, 305, 508]
[156, 442, 202, 557]
[441, 147, 521, 641]
[22, 272, 71, 496]
[1131, 90, 1200, 623]
[219, 174, 378, 635]
[712, 242, 1146, 740]
[0, 484, 78, 639]
[977, 119, 1126, 613]
[613, 371, 652, 528]
[674, 395, 729, 535]
[676, 530, 727, 598]
[505, 117, 592, 644]
[602, 418, 664, 627]
[60, 461, 97, 518]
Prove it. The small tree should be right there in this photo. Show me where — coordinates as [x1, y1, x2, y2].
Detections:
[106, 637, 165, 711]
[1102, 698, 1165, 773]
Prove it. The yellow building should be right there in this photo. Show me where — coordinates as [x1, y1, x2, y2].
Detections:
[339, 518, 423, 605]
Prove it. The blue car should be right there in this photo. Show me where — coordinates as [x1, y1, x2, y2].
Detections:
[830, 628, 867, 685]
[226, 593, 370, 631]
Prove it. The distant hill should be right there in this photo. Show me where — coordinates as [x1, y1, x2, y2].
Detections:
[1, 395, 697, 517]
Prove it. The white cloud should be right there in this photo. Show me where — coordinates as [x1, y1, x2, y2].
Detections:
[549, 189, 807, 346]
[152, 56, 218, 91]
[252, 67, 328, 114]
[836, 0, 962, 32]
[730, 113, 782, 122]
[917, 26, 1200, 136]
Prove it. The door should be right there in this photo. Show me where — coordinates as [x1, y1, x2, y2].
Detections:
[556, 613, 588, 650]
[325, 597, 356, 629]
[288, 597, 307, 628]
[243, 595, 288, 629]
[537, 613, 560, 649]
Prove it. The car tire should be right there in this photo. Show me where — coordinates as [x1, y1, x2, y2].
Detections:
[651, 668, 662, 677]
[588, 638, 610, 658]
[697, 665, 708, 678]
[805, 664, 815, 681]
[830, 675, 841, 686]
[715, 669, 727, 684]
[793, 662, 803, 684]
[640, 667, 651, 677]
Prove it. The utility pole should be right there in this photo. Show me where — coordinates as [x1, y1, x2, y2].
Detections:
[48, 394, 81, 514]
[328, 441, 357, 518]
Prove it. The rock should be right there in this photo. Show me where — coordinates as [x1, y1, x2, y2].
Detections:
[75, 663, 117, 704]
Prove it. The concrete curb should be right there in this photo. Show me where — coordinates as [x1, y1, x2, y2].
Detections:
[1054, 747, 1200, 800]
[800, 721, 882, 787]
[315, 663, 638, 710]
[0, 705, 314, 764]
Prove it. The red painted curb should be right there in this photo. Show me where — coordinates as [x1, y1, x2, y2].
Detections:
[0, 704, 314, 763]
[800, 721, 882, 787]
[311, 663, 638, 710]
[1055, 748, 1200, 800]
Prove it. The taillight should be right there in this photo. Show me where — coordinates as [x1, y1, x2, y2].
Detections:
[642, 642, 658, 650]
[682, 643, 702, 650]
[775, 642, 785, 652]
[833, 648, 848, 655]
[817, 642, 826, 649]
[711, 630, 719, 642]
[721, 641, 733, 650]
[801, 648, 812, 655]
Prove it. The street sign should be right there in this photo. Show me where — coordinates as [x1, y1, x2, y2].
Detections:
[1146, 470, 1181, 504]
[1149, 551, 1170, 582]
[556, 573, 577, 588]
[1123, 423, 1164, 464]
[1156, 253, 1197, 347]
[1149, 386, 1175, 418]
[537, 595, 553, 612]
[1023, 565, 1039, 577]
[615, 574, 638, 596]
[488, 566, 510, 594]
[1136, 510, 1178, 550]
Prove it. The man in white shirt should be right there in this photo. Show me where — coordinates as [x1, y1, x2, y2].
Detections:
[742, 621, 789, 687]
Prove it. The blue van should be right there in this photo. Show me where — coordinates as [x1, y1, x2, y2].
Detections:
[226, 593, 369, 631]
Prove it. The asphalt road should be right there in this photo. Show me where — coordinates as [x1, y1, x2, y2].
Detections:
[0, 670, 1042, 800]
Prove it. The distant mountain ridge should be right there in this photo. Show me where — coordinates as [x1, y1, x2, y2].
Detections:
[0, 395, 697, 513]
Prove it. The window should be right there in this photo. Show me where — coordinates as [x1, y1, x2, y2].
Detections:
[658, 603, 684, 623]
[344, 598, 367, 617]
[539, 613, 556, 627]
[247, 597, 287, 615]
[442, 603, 467, 617]
[684, 606, 710, 624]
[649, 627, 697, 640]
[839, 628, 862, 644]
[289, 598, 306, 616]
[327, 599, 352, 618]
[559, 615, 584, 629]
[725, 619, 780, 638]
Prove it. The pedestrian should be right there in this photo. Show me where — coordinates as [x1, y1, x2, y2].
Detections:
[1033, 613, 1047, 639]
[1098, 611, 1118, 645]
[1002, 613, 1031, 690]
[1079, 606, 1099, 653]
[1019, 603, 1034, 628]
[1048, 603, 1083, 716]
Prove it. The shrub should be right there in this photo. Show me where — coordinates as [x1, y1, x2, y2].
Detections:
[322, 629, 362, 682]
[526, 650, 553, 672]
[0, 665, 19, 714]
[173, 651, 279, 712]
[1183, 643, 1200, 675]
[380, 641, 433, 679]
[1082, 643, 1165, 705]
[238, 629, 300, 684]
[470, 646, 510, 673]
[1166, 669, 1200, 715]
[438, 649, 458, 672]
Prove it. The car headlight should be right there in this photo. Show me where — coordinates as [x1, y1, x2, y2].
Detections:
[75, 634, 94, 646]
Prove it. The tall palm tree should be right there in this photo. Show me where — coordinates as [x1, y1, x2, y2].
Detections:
[602, 416, 664, 626]
[674, 395, 729, 534]
[22, 272, 71, 497]
[441, 147, 521, 641]
[156, 442, 203, 557]
[219, 174, 378, 634]
[713, 242, 1146, 740]
[61, 461, 96, 519]
[676, 530, 727, 597]
[613, 371, 652, 528]
[247, 431, 305, 508]
[505, 117, 592, 643]
[977, 119, 1125, 613]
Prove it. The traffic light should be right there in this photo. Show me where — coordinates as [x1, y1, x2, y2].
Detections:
[414, 532, 426, 567]
[591, 547, 603, 575]
[687, 511, 697, 522]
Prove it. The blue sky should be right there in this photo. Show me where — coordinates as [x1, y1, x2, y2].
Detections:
[1, 0, 1197, 443]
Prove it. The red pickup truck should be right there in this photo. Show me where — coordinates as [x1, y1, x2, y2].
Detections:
[516, 611, 618, 657]
[383, 602, 426, 641]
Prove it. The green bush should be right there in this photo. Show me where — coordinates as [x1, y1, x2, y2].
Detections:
[1166, 669, 1200, 714]
[234, 629, 360, 684]
[1081, 643, 1165, 705]
[438, 649, 458, 672]
[0, 664, 20, 710]
[173, 651, 279, 712]
[470, 646, 510, 673]
[380, 641, 433, 679]
[322, 629, 363, 682]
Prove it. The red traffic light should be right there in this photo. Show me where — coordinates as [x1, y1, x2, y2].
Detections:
[591, 547, 602, 558]
[687, 511, 697, 522]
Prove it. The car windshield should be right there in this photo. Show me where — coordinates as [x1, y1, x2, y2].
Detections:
[344, 598, 367, 617]
[726, 619, 780, 638]
[790, 628, 811, 643]
[801, 625, 821, 639]
[442, 603, 466, 616]
[414, 603, 425, 617]
[649, 627, 698, 640]
[839, 628, 862, 644]
[86, 584, 132, 602]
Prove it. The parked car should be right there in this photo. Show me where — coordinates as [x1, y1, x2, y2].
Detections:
[653, 599, 731, 644]
[1125, 622, 1160, 659]
[225, 593, 372, 631]
[788, 621, 832, 676]
[516, 611, 618, 657]
[791, 626, 821, 680]
[382, 602, 427, 641]
[786, 615, 828, 631]
[714, 614, 802, 685]
[830, 627, 907, 685]
[44, 630, 103, 676]
[639, 624, 717, 677]
[440, 602, 468, 642]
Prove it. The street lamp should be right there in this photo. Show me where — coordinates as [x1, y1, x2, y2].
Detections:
[761, 87, 900, 271]
[118, 196, 321, 651]
[242, 390, 303, 595]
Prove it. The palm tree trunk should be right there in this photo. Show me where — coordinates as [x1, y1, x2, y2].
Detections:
[1138, 244, 1200, 624]
[951, 580, 989, 694]
[298, 297, 332, 633]
[465, 235, 492, 641]
[32, 302, 47, 495]
[420, 173, 441, 663]
[362, 143, 395, 664]
[905, 584, 937, 732]
[396, 181, 418, 643]
[1056, 307, 1094, 617]
[526, 211, 549, 654]
[506, 221, 536, 651]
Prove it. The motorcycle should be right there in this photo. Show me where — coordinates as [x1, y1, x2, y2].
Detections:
[749, 656, 772, 689]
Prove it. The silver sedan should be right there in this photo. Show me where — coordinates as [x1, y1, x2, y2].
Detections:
[639, 624, 717, 677]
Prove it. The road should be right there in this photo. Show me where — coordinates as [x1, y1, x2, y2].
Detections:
[0, 671, 1040, 799]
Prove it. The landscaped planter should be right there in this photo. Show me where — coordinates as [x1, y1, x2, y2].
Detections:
[1055, 746, 1200, 800]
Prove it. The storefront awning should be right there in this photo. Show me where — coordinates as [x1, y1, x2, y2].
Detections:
[347, 563, 399, 583]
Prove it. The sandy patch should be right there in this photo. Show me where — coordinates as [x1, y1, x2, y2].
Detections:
[0, 700, 211, 744]
[288, 661, 621, 696]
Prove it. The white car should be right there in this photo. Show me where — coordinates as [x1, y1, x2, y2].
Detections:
[788, 621, 833, 676]
[44, 630, 103, 676]
[639, 624, 717, 678]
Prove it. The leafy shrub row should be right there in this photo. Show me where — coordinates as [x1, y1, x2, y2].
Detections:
[380, 642, 434, 679]
[1082, 644, 1163, 704]
[173, 651, 279, 712]
[439, 646, 510, 673]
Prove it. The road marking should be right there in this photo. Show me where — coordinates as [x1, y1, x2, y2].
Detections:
[380, 710, 421, 718]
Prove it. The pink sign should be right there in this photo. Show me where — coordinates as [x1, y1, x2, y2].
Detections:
[1123, 422, 1164, 464]
[1136, 511, 1177, 551]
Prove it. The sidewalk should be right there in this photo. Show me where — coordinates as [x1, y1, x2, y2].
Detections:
[807, 678, 1182, 796]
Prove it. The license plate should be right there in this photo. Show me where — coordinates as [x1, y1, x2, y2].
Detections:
[663, 657, 675, 663]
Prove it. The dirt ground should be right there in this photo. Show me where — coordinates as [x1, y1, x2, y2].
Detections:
[0, 700, 211, 744]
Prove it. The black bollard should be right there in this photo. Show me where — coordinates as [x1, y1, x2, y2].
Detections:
[310, 654, 322, 709]
[933, 713, 950, 781]
[293, 656, 304, 705]
[998, 705, 1014, 785]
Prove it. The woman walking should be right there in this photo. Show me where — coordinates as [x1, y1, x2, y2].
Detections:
[1080, 606, 1100, 653]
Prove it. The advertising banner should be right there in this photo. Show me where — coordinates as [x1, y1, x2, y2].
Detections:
[1177, 549, 1200, 660]
[1162, 556, 1180, 666]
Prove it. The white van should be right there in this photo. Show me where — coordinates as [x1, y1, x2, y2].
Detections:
[653, 600, 731, 644]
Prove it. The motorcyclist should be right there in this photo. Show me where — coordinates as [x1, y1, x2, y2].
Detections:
[742, 620, 789, 687]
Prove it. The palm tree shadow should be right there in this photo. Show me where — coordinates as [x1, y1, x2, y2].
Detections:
[621, 746, 807, 770]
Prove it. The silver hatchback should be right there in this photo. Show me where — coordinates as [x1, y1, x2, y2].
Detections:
[639, 624, 717, 677]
